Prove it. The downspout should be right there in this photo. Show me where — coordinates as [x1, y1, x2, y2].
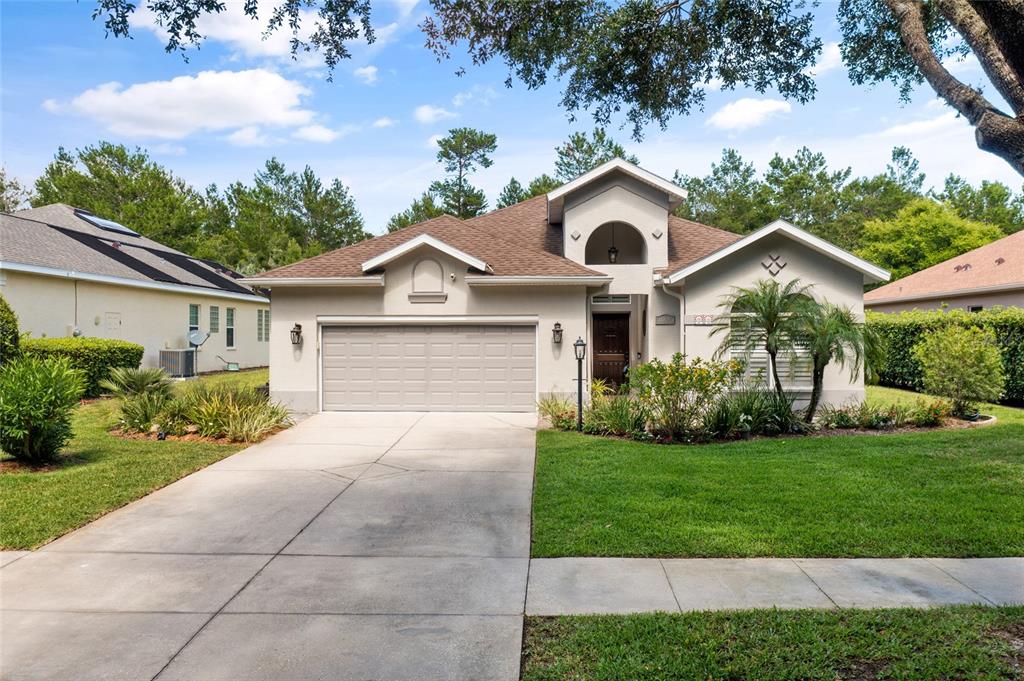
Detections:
[660, 280, 686, 357]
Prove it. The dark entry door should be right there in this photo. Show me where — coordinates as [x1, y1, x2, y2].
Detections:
[593, 313, 630, 388]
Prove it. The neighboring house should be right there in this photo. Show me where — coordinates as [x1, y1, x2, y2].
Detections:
[0, 203, 270, 373]
[865, 230, 1023, 313]
[243, 159, 888, 413]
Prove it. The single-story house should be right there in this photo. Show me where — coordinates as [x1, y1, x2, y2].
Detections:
[0, 203, 270, 373]
[243, 159, 888, 413]
[865, 229, 1023, 313]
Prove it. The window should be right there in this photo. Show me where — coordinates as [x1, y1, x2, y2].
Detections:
[969, 305, 983, 313]
[257, 309, 270, 342]
[210, 306, 220, 333]
[226, 307, 235, 348]
[188, 304, 200, 346]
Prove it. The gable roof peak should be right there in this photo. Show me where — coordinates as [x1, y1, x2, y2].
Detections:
[545, 158, 688, 223]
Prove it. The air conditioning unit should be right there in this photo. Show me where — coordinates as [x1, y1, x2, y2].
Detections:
[160, 349, 196, 377]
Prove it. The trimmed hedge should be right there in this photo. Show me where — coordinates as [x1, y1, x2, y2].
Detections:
[21, 337, 145, 397]
[867, 307, 1024, 403]
[0, 293, 19, 365]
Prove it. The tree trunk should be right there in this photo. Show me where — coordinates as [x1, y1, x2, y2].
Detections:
[768, 350, 785, 398]
[804, 364, 827, 423]
[885, 0, 1024, 176]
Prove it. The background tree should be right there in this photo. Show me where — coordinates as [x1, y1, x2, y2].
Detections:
[1, 169, 32, 212]
[428, 127, 497, 219]
[33, 142, 210, 252]
[932, 175, 1024, 234]
[93, 1, 1024, 175]
[527, 174, 561, 197]
[674, 149, 773, 234]
[554, 128, 639, 181]
[857, 198, 1003, 279]
[387, 192, 445, 232]
[496, 178, 528, 208]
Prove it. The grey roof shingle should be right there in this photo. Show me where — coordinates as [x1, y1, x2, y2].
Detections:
[1, 205, 261, 298]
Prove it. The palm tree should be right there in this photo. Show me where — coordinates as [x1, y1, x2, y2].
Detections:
[711, 279, 815, 398]
[797, 303, 881, 423]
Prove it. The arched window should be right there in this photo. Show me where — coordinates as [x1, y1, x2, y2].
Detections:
[412, 258, 444, 293]
[584, 222, 647, 265]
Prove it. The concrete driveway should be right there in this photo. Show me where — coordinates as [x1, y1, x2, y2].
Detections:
[0, 411, 537, 681]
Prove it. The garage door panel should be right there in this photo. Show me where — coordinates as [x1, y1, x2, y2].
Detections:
[321, 324, 536, 411]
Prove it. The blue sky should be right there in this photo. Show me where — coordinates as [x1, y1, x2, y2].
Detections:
[2, 0, 1019, 234]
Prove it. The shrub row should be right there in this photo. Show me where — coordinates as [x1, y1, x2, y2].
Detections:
[867, 307, 1024, 403]
[22, 337, 144, 397]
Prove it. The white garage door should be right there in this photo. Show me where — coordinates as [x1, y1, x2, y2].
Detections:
[321, 325, 536, 411]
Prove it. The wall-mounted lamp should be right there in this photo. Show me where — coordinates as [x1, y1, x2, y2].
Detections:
[289, 323, 303, 345]
[552, 322, 563, 344]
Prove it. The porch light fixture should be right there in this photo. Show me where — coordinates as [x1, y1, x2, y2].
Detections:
[608, 223, 618, 263]
[290, 323, 303, 345]
[573, 337, 587, 432]
[552, 322, 563, 344]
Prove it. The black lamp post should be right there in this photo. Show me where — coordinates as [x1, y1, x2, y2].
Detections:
[573, 336, 587, 432]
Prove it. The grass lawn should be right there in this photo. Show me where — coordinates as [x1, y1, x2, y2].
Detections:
[0, 368, 269, 550]
[521, 606, 1024, 680]
[532, 386, 1024, 558]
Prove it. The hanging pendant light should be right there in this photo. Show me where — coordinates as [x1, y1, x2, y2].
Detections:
[608, 223, 619, 263]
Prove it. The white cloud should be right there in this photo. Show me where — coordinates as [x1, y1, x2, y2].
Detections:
[805, 42, 843, 77]
[452, 85, 497, 108]
[426, 134, 443, 148]
[293, 124, 359, 143]
[58, 69, 314, 139]
[392, 0, 420, 19]
[372, 117, 398, 128]
[706, 98, 791, 131]
[151, 142, 187, 156]
[226, 126, 271, 147]
[942, 52, 980, 75]
[354, 65, 379, 85]
[413, 104, 456, 124]
[41, 98, 61, 113]
[874, 111, 960, 138]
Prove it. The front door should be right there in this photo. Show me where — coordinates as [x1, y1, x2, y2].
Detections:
[592, 313, 630, 389]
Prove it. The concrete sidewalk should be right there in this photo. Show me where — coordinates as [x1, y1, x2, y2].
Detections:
[525, 557, 1024, 615]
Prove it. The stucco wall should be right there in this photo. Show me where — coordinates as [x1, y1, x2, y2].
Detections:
[865, 290, 1023, 313]
[675, 233, 867, 406]
[563, 178, 670, 295]
[268, 246, 591, 412]
[1, 270, 269, 373]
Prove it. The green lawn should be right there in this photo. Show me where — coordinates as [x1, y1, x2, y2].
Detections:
[0, 368, 269, 550]
[522, 607, 1024, 680]
[532, 387, 1024, 558]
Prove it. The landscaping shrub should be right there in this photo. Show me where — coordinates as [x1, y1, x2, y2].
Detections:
[22, 337, 144, 397]
[119, 392, 170, 432]
[867, 307, 1023, 402]
[122, 383, 292, 443]
[538, 394, 577, 431]
[630, 354, 743, 440]
[0, 293, 19, 366]
[913, 326, 1005, 417]
[705, 385, 806, 439]
[99, 366, 174, 399]
[819, 401, 923, 430]
[910, 398, 951, 427]
[0, 356, 85, 463]
[584, 381, 649, 438]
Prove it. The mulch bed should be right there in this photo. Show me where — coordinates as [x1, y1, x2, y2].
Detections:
[108, 427, 286, 445]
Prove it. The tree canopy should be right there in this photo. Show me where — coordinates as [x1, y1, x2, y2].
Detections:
[856, 198, 1004, 279]
[91, 1, 1024, 174]
[554, 128, 639, 181]
[428, 127, 496, 219]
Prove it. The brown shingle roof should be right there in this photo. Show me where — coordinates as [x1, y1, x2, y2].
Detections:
[254, 196, 744, 280]
[865, 230, 1024, 303]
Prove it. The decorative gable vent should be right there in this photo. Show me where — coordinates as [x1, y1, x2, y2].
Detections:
[592, 294, 630, 304]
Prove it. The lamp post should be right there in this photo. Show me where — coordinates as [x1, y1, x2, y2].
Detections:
[573, 336, 587, 432]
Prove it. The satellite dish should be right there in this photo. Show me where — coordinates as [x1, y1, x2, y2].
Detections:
[188, 330, 210, 347]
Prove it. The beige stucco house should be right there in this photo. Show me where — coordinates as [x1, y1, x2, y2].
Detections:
[865, 229, 1023, 313]
[1, 204, 270, 373]
[243, 160, 888, 413]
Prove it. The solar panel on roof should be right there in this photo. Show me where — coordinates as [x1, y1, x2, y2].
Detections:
[74, 210, 140, 237]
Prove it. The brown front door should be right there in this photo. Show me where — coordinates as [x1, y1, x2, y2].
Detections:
[592, 313, 630, 389]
